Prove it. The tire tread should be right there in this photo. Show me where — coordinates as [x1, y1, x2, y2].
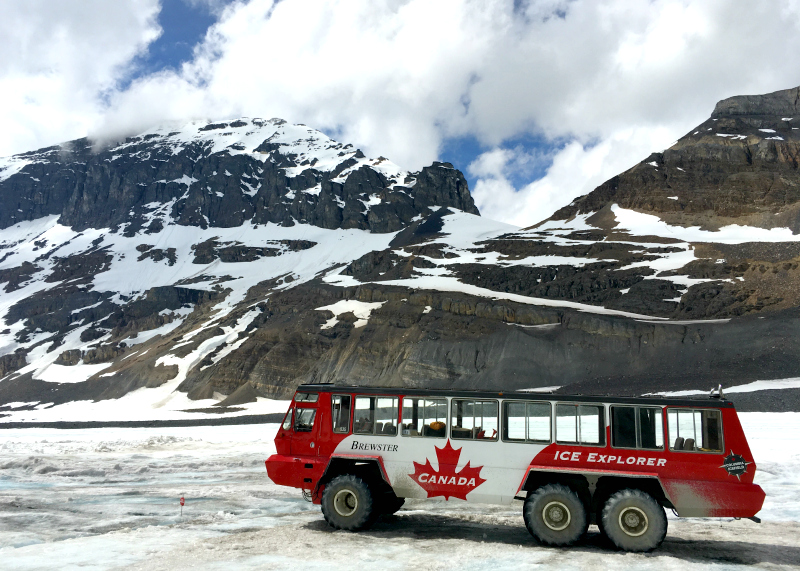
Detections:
[523, 483, 587, 546]
[321, 474, 378, 531]
[601, 488, 667, 552]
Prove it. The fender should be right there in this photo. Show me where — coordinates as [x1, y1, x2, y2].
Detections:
[516, 465, 674, 505]
[313, 454, 393, 500]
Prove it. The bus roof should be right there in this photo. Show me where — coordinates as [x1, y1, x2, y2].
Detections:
[295, 383, 735, 409]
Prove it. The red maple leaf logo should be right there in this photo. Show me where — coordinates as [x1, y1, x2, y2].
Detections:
[409, 440, 486, 500]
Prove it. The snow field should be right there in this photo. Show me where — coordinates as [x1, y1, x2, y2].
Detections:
[0, 413, 798, 569]
[0, 215, 396, 389]
[316, 299, 387, 329]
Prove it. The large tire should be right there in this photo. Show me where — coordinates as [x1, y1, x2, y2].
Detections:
[523, 484, 587, 546]
[601, 489, 667, 552]
[321, 475, 378, 531]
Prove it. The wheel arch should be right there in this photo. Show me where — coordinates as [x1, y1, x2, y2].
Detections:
[315, 455, 393, 498]
[520, 468, 674, 520]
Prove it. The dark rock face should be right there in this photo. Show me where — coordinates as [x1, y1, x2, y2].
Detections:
[0, 262, 41, 293]
[190, 238, 316, 264]
[712, 86, 800, 118]
[0, 119, 479, 234]
[118, 282, 800, 401]
[551, 86, 800, 232]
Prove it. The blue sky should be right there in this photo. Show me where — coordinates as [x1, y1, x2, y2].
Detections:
[2, 1, 799, 226]
[135, 1, 241, 77]
[136, 1, 220, 76]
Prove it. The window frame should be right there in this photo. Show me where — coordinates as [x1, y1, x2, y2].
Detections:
[294, 392, 319, 403]
[555, 402, 606, 447]
[400, 396, 448, 438]
[667, 407, 725, 454]
[501, 400, 552, 444]
[450, 398, 500, 442]
[352, 395, 399, 437]
[610, 405, 665, 451]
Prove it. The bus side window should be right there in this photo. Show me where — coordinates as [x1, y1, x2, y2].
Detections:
[639, 407, 664, 450]
[667, 408, 723, 453]
[556, 404, 605, 446]
[451, 399, 498, 440]
[402, 398, 447, 438]
[611, 406, 637, 448]
[353, 396, 398, 436]
[611, 406, 663, 449]
[331, 395, 351, 434]
[503, 401, 551, 443]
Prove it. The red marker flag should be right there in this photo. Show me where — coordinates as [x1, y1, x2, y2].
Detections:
[180, 496, 185, 506]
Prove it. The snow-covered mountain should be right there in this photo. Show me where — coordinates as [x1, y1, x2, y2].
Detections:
[2, 88, 800, 422]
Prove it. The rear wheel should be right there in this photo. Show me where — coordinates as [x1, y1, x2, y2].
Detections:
[321, 474, 378, 531]
[601, 489, 667, 552]
[523, 484, 587, 546]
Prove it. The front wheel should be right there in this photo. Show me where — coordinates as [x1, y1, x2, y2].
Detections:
[523, 484, 587, 546]
[601, 489, 667, 552]
[321, 475, 378, 531]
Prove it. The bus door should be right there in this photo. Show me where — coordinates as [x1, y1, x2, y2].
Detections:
[290, 393, 320, 457]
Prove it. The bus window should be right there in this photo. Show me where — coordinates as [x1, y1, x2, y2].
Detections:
[611, 406, 663, 450]
[294, 392, 319, 403]
[556, 404, 605, 446]
[401, 398, 447, 438]
[353, 396, 398, 436]
[451, 400, 498, 440]
[331, 395, 351, 434]
[611, 406, 637, 448]
[503, 401, 551, 443]
[282, 408, 293, 431]
[294, 409, 316, 432]
[640, 407, 664, 450]
[668, 408, 723, 453]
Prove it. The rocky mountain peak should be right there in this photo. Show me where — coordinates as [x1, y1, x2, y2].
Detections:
[712, 86, 800, 118]
[0, 117, 479, 234]
[549, 84, 800, 233]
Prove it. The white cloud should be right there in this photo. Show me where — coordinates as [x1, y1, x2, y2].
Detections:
[3, 0, 800, 225]
[0, 0, 160, 157]
[470, 126, 676, 226]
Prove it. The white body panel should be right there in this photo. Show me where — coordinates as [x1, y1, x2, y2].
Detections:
[333, 433, 548, 505]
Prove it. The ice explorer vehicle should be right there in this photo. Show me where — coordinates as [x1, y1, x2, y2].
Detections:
[265, 384, 764, 551]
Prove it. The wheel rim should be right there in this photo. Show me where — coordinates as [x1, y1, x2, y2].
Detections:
[618, 506, 649, 537]
[333, 489, 358, 517]
[542, 500, 571, 531]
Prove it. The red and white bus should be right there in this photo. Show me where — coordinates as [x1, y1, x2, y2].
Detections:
[265, 384, 764, 551]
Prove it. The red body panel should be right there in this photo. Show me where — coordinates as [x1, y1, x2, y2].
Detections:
[519, 408, 764, 517]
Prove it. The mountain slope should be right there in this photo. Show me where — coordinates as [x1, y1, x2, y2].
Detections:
[2, 90, 800, 421]
[551, 86, 800, 231]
